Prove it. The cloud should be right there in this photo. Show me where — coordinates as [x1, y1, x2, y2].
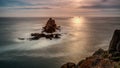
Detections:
[0, 0, 32, 7]
[17, 7, 52, 9]
[1, 0, 120, 9]
[79, 5, 120, 9]
[101, 0, 108, 2]
[78, 0, 120, 9]
[0, 0, 120, 17]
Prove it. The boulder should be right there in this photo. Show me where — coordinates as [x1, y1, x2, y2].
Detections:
[93, 48, 105, 56]
[61, 62, 76, 68]
[18, 38, 25, 40]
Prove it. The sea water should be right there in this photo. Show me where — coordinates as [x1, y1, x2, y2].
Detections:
[0, 17, 120, 68]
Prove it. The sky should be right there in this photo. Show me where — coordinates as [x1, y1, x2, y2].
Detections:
[0, 0, 120, 17]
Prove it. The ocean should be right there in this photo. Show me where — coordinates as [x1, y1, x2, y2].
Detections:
[0, 17, 120, 68]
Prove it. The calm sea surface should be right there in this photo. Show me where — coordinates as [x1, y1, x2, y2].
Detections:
[0, 17, 120, 68]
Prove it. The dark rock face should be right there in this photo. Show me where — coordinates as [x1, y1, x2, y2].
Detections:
[117, 41, 120, 52]
[109, 30, 120, 53]
[110, 52, 120, 61]
[61, 62, 76, 68]
[108, 30, 120, 61]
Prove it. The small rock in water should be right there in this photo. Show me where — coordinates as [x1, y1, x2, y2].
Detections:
[18, 38, 25, 40]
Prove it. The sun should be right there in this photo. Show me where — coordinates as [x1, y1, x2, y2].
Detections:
[72, 17, 81, 24]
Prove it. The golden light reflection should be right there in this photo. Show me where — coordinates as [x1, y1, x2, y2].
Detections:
[70, 17, 85, 30]
[61, 17, 92, 63]
[71, 17, 84, 24]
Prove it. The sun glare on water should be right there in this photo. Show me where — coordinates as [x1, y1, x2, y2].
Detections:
[70, 17, 86, 30]
[72, 17, 83, 24]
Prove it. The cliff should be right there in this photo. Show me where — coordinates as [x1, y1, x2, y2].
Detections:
[61, 30, 120, 68]
[109, 30, 120, 53]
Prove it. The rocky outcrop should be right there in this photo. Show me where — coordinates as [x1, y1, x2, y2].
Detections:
[77, 56, 114, 68]
[109, 30, 120, 53]
[61, 48, 118, 68]
[61, 30, 120, 68]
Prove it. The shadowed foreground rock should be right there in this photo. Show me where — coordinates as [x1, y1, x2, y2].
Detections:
[61, 30, 120, 68]
[77, 56, 114, 68]
[61, 62, 76, 68]
[93, 48, 105, 56]
[109, 30, 120, 53]
[108, 30, 120, 61]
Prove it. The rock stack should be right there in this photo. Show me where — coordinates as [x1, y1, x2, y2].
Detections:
[18, 18, 61, 40]
[30, 18, 61, 40]
[42, 18, 57, 33]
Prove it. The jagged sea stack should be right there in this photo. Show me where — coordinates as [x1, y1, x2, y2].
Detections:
[29, 18, 61, 40]
[43, 18, 57, 33]
[109, 30, 120, 53]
